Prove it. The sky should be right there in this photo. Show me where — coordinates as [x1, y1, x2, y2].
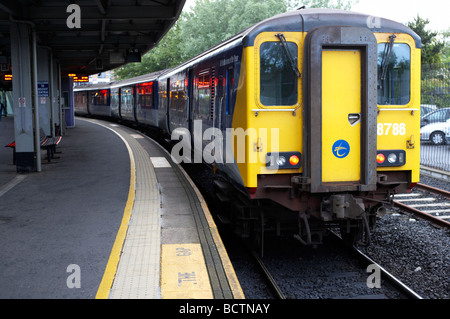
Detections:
[352, 0, 448, 32]
[183, 0, 449, 32]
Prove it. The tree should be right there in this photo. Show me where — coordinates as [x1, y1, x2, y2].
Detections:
[441, 28, 450, 64]
[179, 0, 288, 60]
[286, 0, 357, 10]
[114, 0, 357, 79]
[407, 15, 445, 65]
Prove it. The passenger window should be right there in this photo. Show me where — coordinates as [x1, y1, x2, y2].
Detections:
[170, 80, 186, 112]
[137, 82, 155, 109]
[260, 41, 298, 106]
[377, 43, 411, 105]
[198, 71, 210, 116]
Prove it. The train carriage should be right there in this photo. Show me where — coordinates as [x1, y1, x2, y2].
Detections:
[74, 83, 111, 116]
[73, 8, 421, 247]
[226, 9, 420, 245]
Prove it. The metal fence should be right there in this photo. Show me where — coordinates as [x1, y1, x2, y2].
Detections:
[420, 63, 450, 172]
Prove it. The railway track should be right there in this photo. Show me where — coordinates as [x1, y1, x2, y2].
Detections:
[248, 235, 422, 299]
[393, 183, 450, 228]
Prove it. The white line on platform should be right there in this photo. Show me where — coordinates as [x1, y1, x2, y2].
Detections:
[150, 157, 171, 168]
[0, 175, 27, 198]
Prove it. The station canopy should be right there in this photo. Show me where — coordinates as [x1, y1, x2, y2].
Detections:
[0, 0, 185, 76]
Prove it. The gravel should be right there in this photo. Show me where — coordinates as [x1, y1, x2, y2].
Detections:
[360, 174, 450, 299]
[419, 174, 450, 192]
[361, 214, 450, 298]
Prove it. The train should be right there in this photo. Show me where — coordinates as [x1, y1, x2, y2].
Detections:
[74, 8, 421, 248]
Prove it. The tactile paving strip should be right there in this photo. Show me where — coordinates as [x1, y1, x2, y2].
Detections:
[108, 128, 161, 299]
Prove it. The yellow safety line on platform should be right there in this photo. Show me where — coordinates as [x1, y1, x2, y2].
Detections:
[178, 164, 245, 299]
[92, 121, 136, 299]
[161, 243, 213, 299]
[146, 135, 245, 299]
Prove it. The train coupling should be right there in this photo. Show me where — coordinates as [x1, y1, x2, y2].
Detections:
[320, 194, 365, 221]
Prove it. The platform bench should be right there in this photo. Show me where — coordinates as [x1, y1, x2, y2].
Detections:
[4, 128, 62, 164]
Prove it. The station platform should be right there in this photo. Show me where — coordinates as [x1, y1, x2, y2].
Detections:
[0, 116, 244, 299]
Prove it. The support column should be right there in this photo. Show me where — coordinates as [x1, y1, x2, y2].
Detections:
[10, 21, 41, 172]
[37, 46, 51, 136]
[62, 75, 75, 128]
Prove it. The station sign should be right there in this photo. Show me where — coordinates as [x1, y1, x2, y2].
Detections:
[73, 75, 89, 83]
[38, 81, 49, 97]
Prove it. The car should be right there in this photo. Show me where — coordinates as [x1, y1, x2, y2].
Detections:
[420, 118, 450, 145]
[420, 107, 450, 127]
[421, 104, 437, 117]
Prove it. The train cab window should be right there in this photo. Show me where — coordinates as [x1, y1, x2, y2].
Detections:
[377, 43, 411, 105]
[260, 41, 298, 106]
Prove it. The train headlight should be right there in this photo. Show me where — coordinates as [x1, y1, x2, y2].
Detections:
[387, 153, 397, 164]
[376, 150, 406, 167]
[266, 152, 302, 170]
[276, 156, 286, 166]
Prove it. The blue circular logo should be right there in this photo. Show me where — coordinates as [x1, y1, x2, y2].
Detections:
[332, 140, 350, 158]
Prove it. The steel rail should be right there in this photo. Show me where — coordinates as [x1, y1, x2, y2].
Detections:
[251, 251, 286, 299]
[415, 183, 450, 199]
[353, 247, 423, 299]
[393, 201, 450, 228]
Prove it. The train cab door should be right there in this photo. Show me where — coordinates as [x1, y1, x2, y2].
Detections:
[224, 67, 234, 129]
[166, 78, 171, 134]
[187, 69, 194, 133]
[303, 26, 378, 193]
[321, 49, 361, 183]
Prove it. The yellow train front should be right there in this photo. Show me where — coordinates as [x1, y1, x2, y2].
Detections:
[220, 9, 421, 246]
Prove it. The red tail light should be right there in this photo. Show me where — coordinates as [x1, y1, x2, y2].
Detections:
[289, 155, 300, 166]
[376, 153, 385, 164]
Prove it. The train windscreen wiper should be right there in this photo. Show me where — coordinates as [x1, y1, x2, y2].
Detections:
[380, 34, 397, 81]
[275, 33, 301, 78]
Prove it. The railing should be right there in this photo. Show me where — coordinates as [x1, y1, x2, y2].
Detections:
[420, 63, 450, 172]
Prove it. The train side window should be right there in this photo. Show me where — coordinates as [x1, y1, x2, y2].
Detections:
[121, 87, 134, 107]
[198, 71, 211, 117]
[260, 41, 298, 106]
[170, 79, 186, 112]
[377, 43, 411, 105]
[137, 82, 155, 109]
[90, 90, 109, 105]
